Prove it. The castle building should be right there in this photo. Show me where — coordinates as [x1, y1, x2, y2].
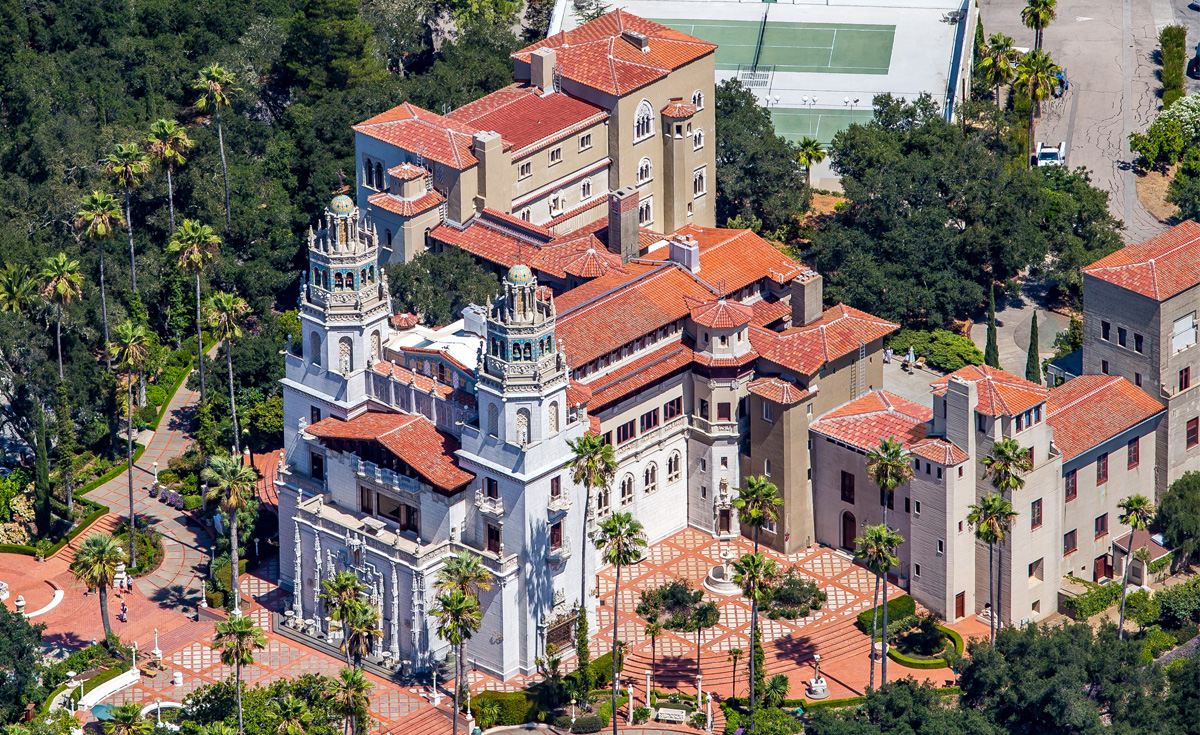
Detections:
[353, 11, 718, 265]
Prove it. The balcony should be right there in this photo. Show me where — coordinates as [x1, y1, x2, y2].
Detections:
[546, 545, 571, 563]
[614, 415, 688, 462]
[349, 454, 425, 496]
[548, 494, 571, 517]
[691, 415, 739, 438]
[475, 489, 505, 518]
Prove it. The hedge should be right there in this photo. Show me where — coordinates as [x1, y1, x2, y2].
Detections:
[799, 685, 962, 711]
[886, 625, 964, 669]
[856, 596, 916, 638]
[553, 714, 602, 733]
[1160, 25, 1188, 108]
[67, 661, 133, 706]
[596, 692, 628, 726]
[592, 650, 623, 687]
[471, 691, 535, 726]
[152, 336, 212, 431]
[1063, 578, 1123, 619]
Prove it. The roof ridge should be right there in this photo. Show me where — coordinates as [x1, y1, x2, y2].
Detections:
[1048, 375, 1121, 416]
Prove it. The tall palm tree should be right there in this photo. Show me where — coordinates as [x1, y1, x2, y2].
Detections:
[728, 647, 743, 700]
[435, 550, 493, 601]
[69, 533, 125, 638]
[732, 552, 778, 731]
[594, 511, 647, 735]
[104, 702, 150, 735]
[979, 33, 1020, 108]
[211, 615, 267, 735]
[0, 264, 37, 315]
[146, 119, 193, 235]
[193, 63, 240, 226]
[981, 437, 1030, 636]
[41, 253, 83, 381]
[272, 695, 312, 735]
[645, 620, 663, 693]
[202, 453, 259, 615]
[1014, 49, 1062, 167]
[332, 666, 373, 735]
[1021, 0, 1057, 51]
[968, 493, 1008, 644]
[166, 219, 220, 405]
[205, 291, 249, 454]
[433, 589, 482, 735]
[795, 137, 826, 188]
[867, 437, 913, 527]
[103, 143, 151, 294]
[341, 600, 382, 668]
[75, 191, 123, 372]
[321, 571, 369, 637]
[690, 601, 720, 678]
[733, 475, 782, 552]
[1117, 494, 1155, 639]
[567, 433, 617, 613]
[110, 320, 148, 568]
[855, 523, 903, 686]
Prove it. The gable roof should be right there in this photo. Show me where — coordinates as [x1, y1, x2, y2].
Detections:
[1047, 375, 1164, 460]
[447, 84, 608, 155]
[749, 304, 899, 376]
[513, 10, 717, 97]
[353, 103, 481, 169]
[1081, 220, 1200, 301]
[810, 391, 933, 453]
[930, 365, 1048, 417]
[747, 377, 811, 406]
[690, 299, 753, 329]
[640, 225, 805, 289]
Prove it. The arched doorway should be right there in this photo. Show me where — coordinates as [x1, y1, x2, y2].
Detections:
[841, 511, 857, 551]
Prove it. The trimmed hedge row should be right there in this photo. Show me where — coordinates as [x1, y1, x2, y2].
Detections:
[151, 336, 212, 431]
[856, 595, 916, 638]
[887, 625, 966, 669]
[801, 685, 962, 711]
[1160, 25, 1188, 108]
[470, 691, 535, 727]
[67, 661, 133, 706]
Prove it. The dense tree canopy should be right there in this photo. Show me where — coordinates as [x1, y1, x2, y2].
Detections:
[386, 249, 501, 327]
[0, 603, 46, 723]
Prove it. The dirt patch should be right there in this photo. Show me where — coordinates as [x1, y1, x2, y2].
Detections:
[1136, 165, 1179, 223]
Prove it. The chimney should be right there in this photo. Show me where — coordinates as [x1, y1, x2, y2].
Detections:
[668, 234, 701, 274]
[472, 131, 512, 212]
[790, 269, 823, 327]
[461, 304, 488, 339]
[608, 187, 640, 264]
[621, 30, 650, 52]
[531, 48, 556, 92]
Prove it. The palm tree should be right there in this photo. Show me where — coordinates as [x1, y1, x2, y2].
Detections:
[594, 511, 647, 735]
[75, 191, 123, 371]
[690, 601, 720, 679]
[272, 695, 312, 735]
[205, 291, 250, 453]
[166, 219, 220, 405]
[202, 453, 259, 614]
[211, 615, 267, 735]
[341, 600, 382, 668]
[104, 702, 150, 735]
[855, 523, 903, 686]
[728, 647, 743, 700]
[979, 33, 1019, 107]
[1014, 49, 1062, 167]
[645, 620, 662, 693]
[733, 475, 782, 552]
[732, 552, 778, 730]
[41, 253, 83, 381]
[110, 320, 148, 568]
[435, 550, 493, 601]
[761, 674, 790, 708]
[0, 264, 37, 315]
[433, 589, 482, 735]
[867, 437, 913, 527]
[321, 571, 369, 638]
[69, 533, 125, 638]
[795, 137, 826, 187]
[103, 143, 151, 294]
[567, 433, 617, 612]
[968, 493, 1009, 644]
[199, 723, 237, 735]
[193, 63, 240, 226]
[146, 119, 194, 235]
[1021, 0, 1057, 51]
[332, 667, 373, 735]
[981, 437, 1029, 636]
[1117, 494, 1155, 639]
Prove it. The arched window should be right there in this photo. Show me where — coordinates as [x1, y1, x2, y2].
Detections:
[692, 90, 704, 109]
[334, 272, 344, 290]
[369, 265, 375, 282]
[637, 158, 652, 183]
[694, 168, 706, 196]
[364, 158, 374, 188]
[338, 337, 353, 373]
[644, 463, 658, 494]
[668, 452, 681, 483]
[370, 331, 381, 363]
[597, 485, 610, 513]
[523, 343, 533, 361]
[634, 100, 654, 140]
[375, 163, 384, 190]
[548, 401, 560, 434]
[581, 178, 592, 200]
[516, 408, 531, 445]
[424, 229, 432, 252]
[693, 130, 704, 150]
[488, 404, 499, 437]
[520, 209, 531, 222]
[638, 199, 652, 226]
[620, 475, 635, 506]
[310, 332, 322, 366]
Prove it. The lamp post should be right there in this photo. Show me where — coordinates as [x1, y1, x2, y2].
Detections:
[155, 698, 162, 727]
[153, 461, 159, 484]
[570, 698, 576, 733]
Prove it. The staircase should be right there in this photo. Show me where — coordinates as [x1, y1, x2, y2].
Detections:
[54, 513, 118, 564]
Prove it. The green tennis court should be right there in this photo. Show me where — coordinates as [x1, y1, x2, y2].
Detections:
[770, 107, 876, 146]
[652, 19, 895, 75]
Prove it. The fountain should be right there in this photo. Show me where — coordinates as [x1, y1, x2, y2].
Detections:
[703, 547, 741, 595]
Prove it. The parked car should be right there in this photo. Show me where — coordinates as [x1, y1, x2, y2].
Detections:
[1036, 142, 1067, 167]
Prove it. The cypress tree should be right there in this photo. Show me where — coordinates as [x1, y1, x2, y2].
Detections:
[33, 405, 51, 537]
[55, 384, 78, 517]
[752, 625, 765, 703]
[1026, 312, 1042, 384]
[984, 287, 1001, 369]
[575, 604, 591, 688]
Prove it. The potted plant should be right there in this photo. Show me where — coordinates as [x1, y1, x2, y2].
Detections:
[36, 538, 52, 562]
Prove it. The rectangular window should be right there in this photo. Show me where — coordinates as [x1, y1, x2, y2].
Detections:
[1174, 313, 1197, 352]
[1189, 418, 1199, 449]
[578, 133, 592, 151]
[1034, 406, 1042, 423]
[663, 397, 682, 421]
[1101, 321, 1111, 341]
[762, 401, 773, 422]
[976, 413, 987, 432]
[925, 463, 931, 475]
[1029, 558, 1044, 582]
[1128, 437, 1140, 469]
[699, 399, 709, 420]
[1031, 498, 1043, 529]
[1095, 513, 1108, 538]
[359, 485, 373, 514]
[717, 402, 732, 421]
[1135, 333, 1144, 353]
[640, 408, 660, 432]
[1097, 453, 1109, 484]
[485, 477, 499, 498]
[958, 466, 964, 477]
[1118, 327, 1127, 347]
[1182, 367, 1191, 391]
[1016, 414, 1024, 431]
[840, 471, 855, 504]
[548, 147, 562, 165]
[1065, 469, 1077, 501]
[1102, 360, 1109, 375]
[904, 497, 911, 513]
[550, 476, 561, 498]
[937, 467, 943, 479]
[550, 521, 563, 549]
[616, 420, 636, 444]
[1135, 373, 1143, 387]
[914, 563, 921, 577]
[311, 406, 322, 425]
[602, 431, 612, 446]
[937, 539, 944, 555]
[487, 524, 501, 554]
[311, 452, 325, 481]
[915, 501, 922, 515]
[1064, 530, 1077, 555]
[518, 161, 532, 179]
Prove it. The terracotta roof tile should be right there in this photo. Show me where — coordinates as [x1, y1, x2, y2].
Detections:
[1082, 221, 1200, 301]
[810, 391, 934, 454]
[305, 412, 475, 491]
[689, 298, 753, 329]
[387, 163, 429, 181]
[447, 84, 608, 154]
[583, 341, 694, 409]
[1047, 375, 1164, 460]
[910, 438, 969, 465]
[639, 226, 804, 289]
[930, 365, 1048, 417]
[546, 196, 607, 229]
[353, 103, 480, 169]
[391, 312, 420, 328]
[367, 189, 445, 217]
[750, 299, 792, 327]
[567, 380, 592, 407]
[750, 304, 898, 376]
[661, 99, 699, 118]
[514, 10, 716, 97]
[372, 361, 457, 401]
[747, 377, 810, 406]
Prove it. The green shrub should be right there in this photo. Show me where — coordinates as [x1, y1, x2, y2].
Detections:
[632, 706, 650, 724]
[591, 651, 622, 687]
[157, 471, 178, 485]
[1141, 625, 1177, 662]
[570, 715, 603, 733]
[856, 595, 916, 637]
[1156, 577, 1200, 627]
[1149, 553, 1174, 576]
[212, 558, 249, 592]
[205, 589, 225, 608]
[473, 691, 534, 726]
[888, 329, 983, 372]
[887, 647, 949, 669]
[138, 404, 159, 426]
[145, 384, 166, 408]
[183, 495, 203, 511]
[1063, 578, 1123, 619]
[596, 693, 628, 726]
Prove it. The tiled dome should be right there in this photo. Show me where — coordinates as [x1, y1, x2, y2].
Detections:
[329, 194, 355, 214]
[506, 264, 534, 284]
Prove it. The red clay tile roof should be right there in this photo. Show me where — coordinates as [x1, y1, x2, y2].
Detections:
[1047, 375, 1164, 460]
[561, 246, 622, 278]
[447, 84, 608, 154]
[910, 438, 969, 465]
[639, 225, 804, 289]
[388, 163, 429, 181]
[661, 99, 699, 118]
[750, 304, 899, 376]
[567, 380, 592, 407]
[747, 377, 810, 406]
[751, 299, 792, 328]
[372, 361, 457, 401]
[353, 103, 481, 169]
[1082, 220, 1200, 301]
[514, 10, 716, 97]
[305, 412, 475, 491]
[391, 312, 420, 328]
[930, 365, 1048, 417]
[397, 344, 475, 375]
[546, 196, 608, 229]
[810, 391, 933, 453]
[367, 189, 445, 217]
[689, 299, 753, 329]
[583, 341, 694, 409]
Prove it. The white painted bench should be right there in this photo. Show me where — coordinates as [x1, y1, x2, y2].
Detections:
[656, 708, 688, 723]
